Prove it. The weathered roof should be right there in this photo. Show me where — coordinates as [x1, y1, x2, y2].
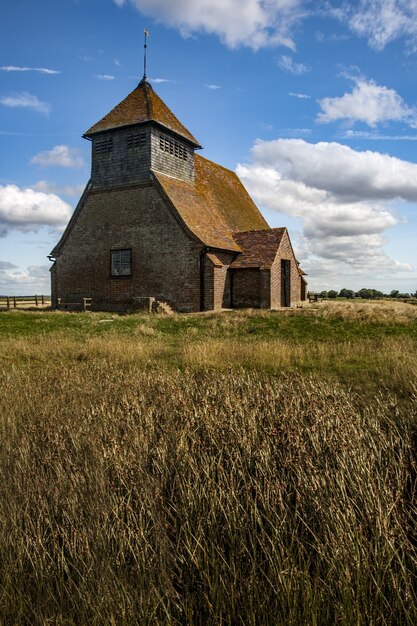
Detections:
[84, 79, 200, 146]
[153, 155, 269, 252]
[230, 228, 286, 269]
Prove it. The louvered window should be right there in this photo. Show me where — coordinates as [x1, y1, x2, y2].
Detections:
[95, 136, 113, 154]
[127, 131, 147, 149]
[159, 134, 188, 161]
[111, 249, 131, 277]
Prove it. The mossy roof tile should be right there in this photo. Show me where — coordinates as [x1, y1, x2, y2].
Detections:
[153, 155, 269, 251]
[84, 80, 200, 146]
[230, 228, 286, 268]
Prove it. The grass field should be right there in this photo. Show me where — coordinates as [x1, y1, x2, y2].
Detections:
[0, 301, 416, 624]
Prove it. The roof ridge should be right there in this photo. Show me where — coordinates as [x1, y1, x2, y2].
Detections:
[145, 81, 153, 119]
[234, 226, 285, 235]
[195, 154, 235, 176]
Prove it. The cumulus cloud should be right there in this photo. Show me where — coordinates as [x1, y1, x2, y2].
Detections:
[278, 55, 309, 74]
[206, 83, 222, 90]
[0, 66, 60, 74]
[236, 138, 415, 282]
[0, 184, 72, 237]
[317, 78, 417, 128]
[113, 0, 307, 50]
[95, 74, 115, 81]
[33, 181, 86, 197]
[0, 261, 18, 270]
[30, 145, 85, 168]
[0, 264, 51, 292]
[0, 92, 51, 115]
[339, 0, 417, 51]
[250, 138, 417, 201]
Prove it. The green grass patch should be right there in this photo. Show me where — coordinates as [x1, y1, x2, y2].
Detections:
[1, 306, 417, 343]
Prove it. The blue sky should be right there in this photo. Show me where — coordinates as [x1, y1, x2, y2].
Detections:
[1, 0, 417, 294]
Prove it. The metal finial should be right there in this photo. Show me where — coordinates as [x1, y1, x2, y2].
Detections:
[143, 28, 149, 81]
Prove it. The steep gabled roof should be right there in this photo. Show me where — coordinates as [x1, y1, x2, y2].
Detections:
[84, 79, 200, 146]
[153, 154, 269, 252]
[230, 228, 286, 269]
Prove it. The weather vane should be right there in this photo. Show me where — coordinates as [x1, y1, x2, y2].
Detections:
[143, 28, 149, 81]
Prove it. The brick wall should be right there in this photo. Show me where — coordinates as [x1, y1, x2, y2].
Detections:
[50, 263, 57, 308]
[231, 269, 261, 308]
[270, 230, 303, 308]
[202, 251, 234, 310]
[55, 184, 202, 312]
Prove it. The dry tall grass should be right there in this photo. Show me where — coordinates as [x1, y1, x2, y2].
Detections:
[0, 353, 416, 624]
[315, 299, 417, 323]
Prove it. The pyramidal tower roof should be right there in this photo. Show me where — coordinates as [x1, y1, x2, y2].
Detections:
[84, 78, 201, 147]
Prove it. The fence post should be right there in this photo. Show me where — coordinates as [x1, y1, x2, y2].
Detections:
[41, 295, 45, 305]
[13, 296, 16, 308]
[35, 295, 38, 306]
[6, 296, 9, 309]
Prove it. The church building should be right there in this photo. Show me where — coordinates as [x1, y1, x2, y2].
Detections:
[49, 75, 307, 312]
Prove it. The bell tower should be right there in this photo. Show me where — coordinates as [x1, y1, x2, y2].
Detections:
[83, 74, 201, 190]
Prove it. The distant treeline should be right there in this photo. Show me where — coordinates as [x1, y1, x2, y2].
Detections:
[316, 288, 417, 299]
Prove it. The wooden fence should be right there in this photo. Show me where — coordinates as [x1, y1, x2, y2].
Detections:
[0, 295, 51, 309]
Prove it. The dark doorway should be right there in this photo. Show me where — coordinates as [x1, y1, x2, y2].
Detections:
[301, 277, 307, 301]
[281, 260, 291, 307]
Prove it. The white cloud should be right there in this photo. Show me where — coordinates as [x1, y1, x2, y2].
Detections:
[30, 145, 85, 169]
[289, 91, 310, 99]
[0, 92, 51, 115]
[0, 261, 18, 270]
[0, 66, 60, 74]
[341, 0, 417, 51]
[113, 59, 122, 67]
[113, 0, 307, 50]
[236, 138, 416, 282]
[317, 78, 417, 128]
[206, 83, 222, 89]
[95, 74, 115, 80]
[0, 185, 72, 237]
[278, 55, 309, 74]
[343, 130, 417, 141]
[0, 264, 51, 292]
[250, 138, 417, 201]
[33, 181, 86, 197]
[149, 77, 176, 84]
[0, 65, 62, 74]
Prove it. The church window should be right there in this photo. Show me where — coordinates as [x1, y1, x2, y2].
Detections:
[95, 136, 113, 154]
[127, 131, 146, 149]
[159, 134, 188, 161]
[111, 249, 131, 277]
